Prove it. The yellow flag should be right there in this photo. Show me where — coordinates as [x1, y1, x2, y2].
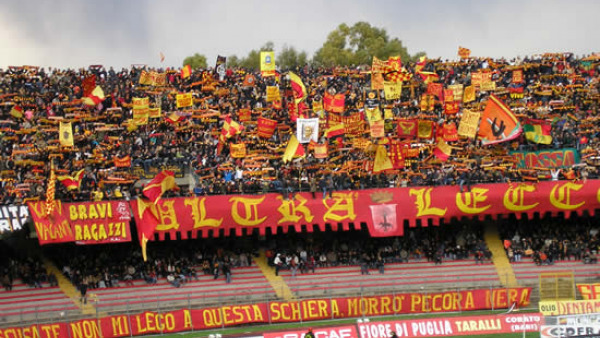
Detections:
[383, 81, 402, 100]
[373, 145, 392, 173]
[266, 86, 280, 102]
[260, 51, 276, 77]
[282, 134, 300, 163]
[463, 85, 476, 103]
[59, 121, 74, 147]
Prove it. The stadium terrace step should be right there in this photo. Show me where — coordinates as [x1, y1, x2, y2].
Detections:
[511, 257, 600, 285]
[277, 260, 503, 298]
[88, 265, 279, 313]
[0, 281, 79, 324]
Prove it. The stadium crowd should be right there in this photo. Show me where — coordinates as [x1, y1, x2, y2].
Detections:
[0, 52, 599, 205]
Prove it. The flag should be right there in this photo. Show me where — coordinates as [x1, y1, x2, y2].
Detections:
[458, 109, 481, 139]
[82, 75, 96, 97]
[369, 204, 401, 236]
[215, 55, 226, 80]
[176, 93, 193, 108]
[242, 74, 256, 87]
[325, 123, 345, 138]
[59, 121, 74, 147]
[159, 52, 165, 62]
[370, 120, 385, 138]
[143, 170, 178, 204]
[442, 122, 459, 142]
[82, 86, 105, 106]
[383, 81, 402, 100]
[323, 93, 345, 113]
[433, 139, 452, 161]
[266, 86, 280, 102]
[373, 145, 393, 173]
[512, 69, 524, 84]
[397, 119, 417, 139]
[372, 56, 387, 73]
[46, 162, 57, 217]
[260, 51, 276, 77]
[314, 143, 328, 159]
[257, 117, 277, 138]
[524, 119, 552, 144]
[463, 85, 476, 103]
[165, 112, 183, 124]
[417, 120, 434, 139]
[181, 65, 192, 79]
[296, 118, 319, 143]
[478, 94, 522, 145]
[10, 105, 23, 118]
[230, 143, 247, 158]
[283, 135, 301, 163]
[458, 46, 471, 59]
[427, 83, 443, 100]
[289, 72, 307, 104]
[221, 116, 244, 139]
[135, 197, 161, 262]
[57, 169, 85, 190]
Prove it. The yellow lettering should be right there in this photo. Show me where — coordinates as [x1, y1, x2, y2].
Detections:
[183, 309, 192, 328]
[252, 304, 264, 321]
[78, 205, 87, 221]
[89, 205, 98, 219]
[153, 201, 180, 231]
[322, 192, 357, 222]
[409, 188, 447, 216]
[69, 205, 78, 220]
[229, 196, 267, 226]
[184, 198, 223, 228]
[503, 184, 539, 211]
[277, 195, 314, 224]
[456, 188, 491, 214]
[550, 182, 585, 210]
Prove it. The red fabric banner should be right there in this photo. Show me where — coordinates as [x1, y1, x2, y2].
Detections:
[129, 180, 600, 238]
[29, 201, 132, 245]
[257, 117, 277, 138]
[6, 288, 531, 338]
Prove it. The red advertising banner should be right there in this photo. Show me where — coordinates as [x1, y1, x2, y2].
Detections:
[357, 313, 543, 338]
[128, 180, 600, 239]
[6, 288, 530, 338]
[264, 325, 358, 338]
[29, 201, 132, 245]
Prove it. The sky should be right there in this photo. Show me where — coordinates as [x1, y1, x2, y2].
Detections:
[1, 0, 599, 70]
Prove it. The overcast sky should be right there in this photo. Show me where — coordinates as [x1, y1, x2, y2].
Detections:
[1, 0, 598, 70]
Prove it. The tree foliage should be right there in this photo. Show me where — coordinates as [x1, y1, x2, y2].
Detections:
[313, 22, 424, 67]
[182, 23, 424, 69]
[182, 53, 207, 70]
[278, 45, 308, 70]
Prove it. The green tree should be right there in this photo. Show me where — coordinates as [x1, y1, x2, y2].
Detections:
[238, 42, 276, 70]
[227, 55, 241, 68]
[278, 45, 308, 70]
[313, 22, 423, 67]
[182, 53, 207, 70]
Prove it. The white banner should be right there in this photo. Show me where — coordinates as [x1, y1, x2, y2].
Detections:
[296, 118, 319, 143]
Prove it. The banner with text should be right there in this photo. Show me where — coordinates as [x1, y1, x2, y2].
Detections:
[0, 204, 30, 233]
[2, 288, 531, 338]
[128, 180, 600, 239]
[29, 201, 132, 245]
[510, 148, 580, 169]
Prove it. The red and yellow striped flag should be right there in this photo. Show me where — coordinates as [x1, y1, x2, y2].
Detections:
[57, 169, 85, 191]
[46, 162, 57, 216]
[181, 65, 192, 79]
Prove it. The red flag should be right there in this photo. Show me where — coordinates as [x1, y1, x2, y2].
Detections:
[368, 204, 402, 236]
[134, 198, 161, 261]
[289, 72, 307, 104]
[323, 93, 345, 113]
[57, 169, 85, 190]
[433, 139, 452, 161]
[257, 117, 277, 138]
[397, 119, 417, 139]
[427, 83, 443, 100]
[82, 75, 96, 97]
[221, 116, 244, 139]
[143, 170, 178, 204]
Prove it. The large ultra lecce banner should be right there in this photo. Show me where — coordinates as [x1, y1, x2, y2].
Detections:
[28, 200, 132, 245]
[129, 180, 600, 239]
[0, 288, 531, 338]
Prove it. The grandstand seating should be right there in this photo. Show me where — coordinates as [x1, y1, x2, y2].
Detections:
[511, 256, 600, 286]
[0, 280, 79, 324]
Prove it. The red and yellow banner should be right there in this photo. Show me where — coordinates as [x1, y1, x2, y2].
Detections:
[3, 288, 531, 338]
[128, 180, 600, 238]
[577, 283, 600, 300]
[257, 117, 277, 138]
[175, 93, 193, 108]
[29, 201, 132, 245]
[114, 156, 132, 168]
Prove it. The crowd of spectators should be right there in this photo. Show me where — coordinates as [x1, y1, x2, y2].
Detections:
[0, 52, 599, 205]
[0, 242, 56, 291]
[501, 215, 600, 265]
